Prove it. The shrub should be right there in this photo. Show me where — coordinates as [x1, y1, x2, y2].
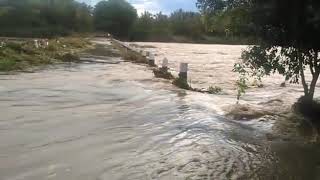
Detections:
[293, 97, 320, 124]
[208, 86, 222, 94]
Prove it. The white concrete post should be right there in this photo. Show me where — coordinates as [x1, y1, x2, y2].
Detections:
[148, 53, 155, 66]
[142, 51, 147, 57]
[34, 40, 39, 49]
[179, 63, 188, 79]
[162, 58, 168, 68]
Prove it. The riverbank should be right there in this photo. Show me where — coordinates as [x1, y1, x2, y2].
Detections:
[0, 37, 93, 72]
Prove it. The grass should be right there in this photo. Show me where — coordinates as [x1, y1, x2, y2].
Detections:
[0, 37, 92, 72]
[0, 58, 17, 71]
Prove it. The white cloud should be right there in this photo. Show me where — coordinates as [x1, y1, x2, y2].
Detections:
[76, 0, 197, 15]
[129, 0, 161, 15]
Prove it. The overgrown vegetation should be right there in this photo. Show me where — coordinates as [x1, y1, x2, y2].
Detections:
[153, 67, 174, 80]
[0, 38, 91, 71]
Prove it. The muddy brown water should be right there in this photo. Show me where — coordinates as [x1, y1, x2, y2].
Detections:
[0, 39, 320, 180]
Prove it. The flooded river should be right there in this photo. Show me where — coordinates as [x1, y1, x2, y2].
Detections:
[0, 39, 320, 180]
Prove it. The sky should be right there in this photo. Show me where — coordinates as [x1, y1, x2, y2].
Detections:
[77, 0, 198, 15]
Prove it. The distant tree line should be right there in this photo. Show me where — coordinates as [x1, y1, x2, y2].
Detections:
[0, 0, 93, 37]
[130, 10, 204, 42]
[0, 0, 254, 42]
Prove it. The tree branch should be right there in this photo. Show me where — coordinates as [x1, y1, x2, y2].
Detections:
[309, 67, 320, 100]
[309, 50, 315, 75]
[315, 51, 320, 69]
[309, 61, 315, 76]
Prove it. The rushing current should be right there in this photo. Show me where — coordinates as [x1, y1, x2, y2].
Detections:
[0, 39, 320, 180]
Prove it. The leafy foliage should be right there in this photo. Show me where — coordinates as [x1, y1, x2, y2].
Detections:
[235, 0, 320, 101]
[233, 63, 248, 102]
[170, 10, 204, 38]
[131, 10, 204, 41]
[196, 0, 254, 37]
[0, 0, 93, 37]
[0, 0, 254, 43]
[94, 0, 137, 39]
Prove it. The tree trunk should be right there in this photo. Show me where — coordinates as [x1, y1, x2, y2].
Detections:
[299, 55, 309, 97]
[305, 51, 320, 101]
[308, 65, 320, 101]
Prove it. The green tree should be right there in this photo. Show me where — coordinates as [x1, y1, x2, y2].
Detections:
[0, 0, 93, 37]
[131, 10, 204, 42]
[169, 9, 204, 39]
[235, 0, 320, 102]
[197, 0, 252, 36]
[94, 0, 137, 38]
[131, 11, 154, 40]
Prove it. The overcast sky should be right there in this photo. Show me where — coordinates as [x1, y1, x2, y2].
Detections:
[77, 0, 198, 14]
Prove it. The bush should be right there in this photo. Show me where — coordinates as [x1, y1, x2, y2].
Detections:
[208, 86, 222, 94]
[294, 96, 320, 124]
